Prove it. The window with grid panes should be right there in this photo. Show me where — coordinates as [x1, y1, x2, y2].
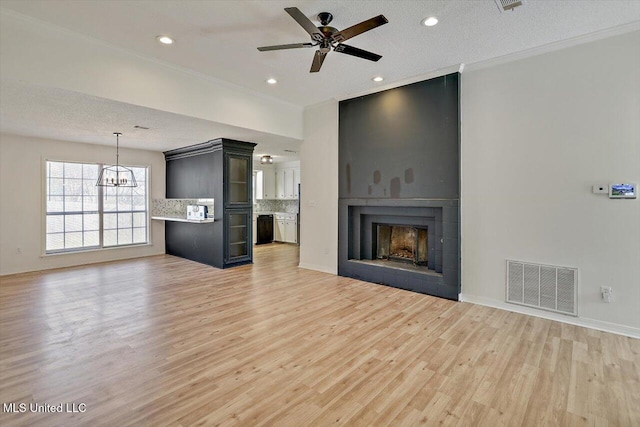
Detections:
[45, 161, 148, 253]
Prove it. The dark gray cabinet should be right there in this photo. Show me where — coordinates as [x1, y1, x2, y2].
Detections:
[164, 138, 256, 268]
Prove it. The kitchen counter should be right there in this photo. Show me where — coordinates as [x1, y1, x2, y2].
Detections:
[255, 211, 298, 215]
[152, 216, 214, 224]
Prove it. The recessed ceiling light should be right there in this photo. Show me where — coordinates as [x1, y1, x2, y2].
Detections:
[266, 78, 277, 85]
[156, 35, 174, 45]
[421, 17, 438, 27]
[372, 76, 384, 82]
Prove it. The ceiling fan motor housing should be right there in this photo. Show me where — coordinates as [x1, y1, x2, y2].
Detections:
[318, 25, 338, 40]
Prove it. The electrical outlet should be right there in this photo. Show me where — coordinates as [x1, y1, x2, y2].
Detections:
[601, 286, 613, 303]
[592, 184, 609, 194]
[16, 247, 21, 254]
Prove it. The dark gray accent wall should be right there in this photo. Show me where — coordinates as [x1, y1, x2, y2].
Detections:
[338, 73, 461, 300]
[339, 73, 459, 199]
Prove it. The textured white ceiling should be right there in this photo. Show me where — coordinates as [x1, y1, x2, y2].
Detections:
[1, 0, 639, 155]
[3, 0, 640, 107]
[0, 80, 301, 160]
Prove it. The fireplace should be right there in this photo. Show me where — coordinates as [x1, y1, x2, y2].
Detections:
[376, 225, 428, 266]
[339, 201, 459, 300]
[337, 73, 460, 300]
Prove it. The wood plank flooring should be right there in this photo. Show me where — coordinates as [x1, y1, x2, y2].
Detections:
[1, 243, 639, 426]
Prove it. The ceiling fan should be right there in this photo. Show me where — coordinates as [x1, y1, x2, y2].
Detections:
[257, 7, 388, 73]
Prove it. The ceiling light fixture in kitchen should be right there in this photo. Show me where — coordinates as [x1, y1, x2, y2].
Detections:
[156, 35, 174, 45]
[96, 133, 137, 187]
[260, 155, 274, 164]
[421, 17, 438, 27]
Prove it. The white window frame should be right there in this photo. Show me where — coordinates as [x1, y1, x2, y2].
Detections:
[42, 158, 151, 255]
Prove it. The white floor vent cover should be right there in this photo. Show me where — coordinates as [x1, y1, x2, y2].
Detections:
[506, 260, 577, 316]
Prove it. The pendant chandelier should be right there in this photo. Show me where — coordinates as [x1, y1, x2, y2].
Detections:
[96, 132, 137, 187]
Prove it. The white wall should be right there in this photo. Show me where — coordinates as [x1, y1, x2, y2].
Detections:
[299, 100, 339, 274]
[0, 10, 303, 140]
[0, 133, 166, 275]
[252, 160, 300, 171]
[461, 30, 640, 335]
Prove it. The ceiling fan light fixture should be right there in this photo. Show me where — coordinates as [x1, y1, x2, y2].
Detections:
[260, 155, 274, 164]
[372, 76, 384, 82]
[266, 78, 277, 85]
[421, 17, 438, 27]
[156, 35, 174, 45]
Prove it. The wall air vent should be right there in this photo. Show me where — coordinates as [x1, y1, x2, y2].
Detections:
[506, 260, 577, 316]
[495, 0, 524, 13]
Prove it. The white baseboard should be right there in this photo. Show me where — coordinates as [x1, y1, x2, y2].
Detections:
[459, 294, 640, 339]
[298, 262, 337, 275]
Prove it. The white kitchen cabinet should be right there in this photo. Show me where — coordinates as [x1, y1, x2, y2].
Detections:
[274, 218, 285, 241]
[260, 168, 276, 199]
[274, 213, 297, 243]
[275, 170, 285, 199]
[284, 169, 295, 199]
[284, 220, 297, 243]
[275, 167, 300, 199]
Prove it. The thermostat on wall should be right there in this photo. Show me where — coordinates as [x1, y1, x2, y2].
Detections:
[609, 183, 637, 199]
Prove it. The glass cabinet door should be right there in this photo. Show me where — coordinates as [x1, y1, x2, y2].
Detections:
[226, 210, 251, 263]
[226, 154, 250, 206]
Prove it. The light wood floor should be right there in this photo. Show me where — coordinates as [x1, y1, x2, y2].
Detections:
[1, 244, 639, 426]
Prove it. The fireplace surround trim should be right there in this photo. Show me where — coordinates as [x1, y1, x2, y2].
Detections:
[338, 198, 460, 300]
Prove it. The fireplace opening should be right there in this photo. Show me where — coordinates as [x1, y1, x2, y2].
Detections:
[376, 224, 428, 266]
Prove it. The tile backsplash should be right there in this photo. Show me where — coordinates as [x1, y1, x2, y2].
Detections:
[255, 199, 298, 213]
[153, 198, 296, 217]
[152, 198, 214, 218]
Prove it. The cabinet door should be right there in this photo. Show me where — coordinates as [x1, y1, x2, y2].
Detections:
[274, 219, 285, 241]
[275, 170, 285, 199]
[282, 221, 292, 243]
[254, 171, 263, 200]
[293, 168, 300, 199]
[262, 169, 276, 199]
[226, 154, 251, 207]
[283, 169, 294, 199]
[225, 210, 251, 264]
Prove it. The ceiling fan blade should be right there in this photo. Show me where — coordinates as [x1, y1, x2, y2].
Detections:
[332, 15, 388, 43]
[310, 50, 327, 73]
[285, 7, 325, 42]
[334, 44, 382, 62]
[258, 43, 314, 52]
